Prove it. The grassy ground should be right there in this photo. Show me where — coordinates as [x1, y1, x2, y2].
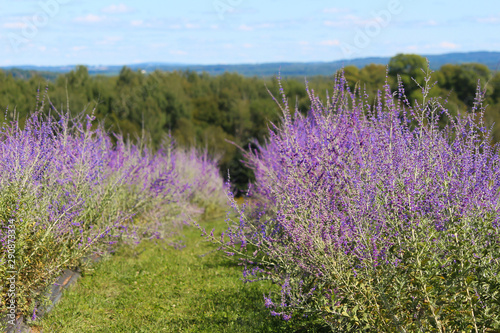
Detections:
[33, 217, 330, 332]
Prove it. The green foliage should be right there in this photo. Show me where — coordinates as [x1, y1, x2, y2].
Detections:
[441, 63, 493, 105]
[389, 54, 428, 86]
[1, 59, 500, 192]
[213, 66, 500, 332]
[315, 214, 500, 332]
[35, 218, 329, 332]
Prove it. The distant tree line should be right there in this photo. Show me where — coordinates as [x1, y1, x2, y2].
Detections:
[0, 53, 499, 192]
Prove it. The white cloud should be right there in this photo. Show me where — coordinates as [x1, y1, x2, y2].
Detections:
[2, 22, 28, 29]
[72, 46, 87, 51]
[439, 41, 459, 49]
[324, 15, 381, 28]
[320, 40, 340, 46]
[242, 43, 253, 48]
[96, 36, 123, 45]
[74, 14, 106, 23]
[238, 24, 253, 31]
[476, 16, 500, 23]
[238, 23, 274, 31]
[39, 46, 47, 52]
[256, 23, 274, 29]
[323, 8, 348, 14]
[150, 42, 168, 49]
[185, 23, 199, 29]
[324, 20, 338, 27]
[222, 7, 259, 15]
[170, 50, 187, 55]
[299, 41, 309, 46]
[415, 19, 439, 27]
[417, 42, 460, 51]
[0, 59, 13, 66]
[130, 20, 158, 28]
[102, 4, 134, 14]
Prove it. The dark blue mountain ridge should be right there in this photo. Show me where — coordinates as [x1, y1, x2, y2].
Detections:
[2, 51, 499, 78]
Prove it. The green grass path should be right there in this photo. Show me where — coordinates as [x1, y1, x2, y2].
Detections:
[34, 218, 328, 332]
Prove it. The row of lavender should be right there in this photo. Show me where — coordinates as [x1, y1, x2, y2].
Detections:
[213, 69, 500, 331]
[0, 93, 225, 324]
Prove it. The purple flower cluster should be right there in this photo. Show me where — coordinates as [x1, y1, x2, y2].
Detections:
[221, 69, 500, 329]
[0, 93, 225, 318]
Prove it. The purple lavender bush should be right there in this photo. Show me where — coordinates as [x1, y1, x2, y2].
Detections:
[206, 67, 500, 331]
[0, 92, 225, 323]
[174, 147, 227, 219]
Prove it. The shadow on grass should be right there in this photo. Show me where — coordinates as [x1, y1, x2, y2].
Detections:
[35, 220, 334, 333]
[194, 277, 331, 332]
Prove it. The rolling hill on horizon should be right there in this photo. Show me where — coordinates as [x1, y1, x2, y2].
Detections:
[2, 51, 499, 80]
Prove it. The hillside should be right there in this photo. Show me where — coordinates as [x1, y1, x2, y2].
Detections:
[2, 51, 499, 79]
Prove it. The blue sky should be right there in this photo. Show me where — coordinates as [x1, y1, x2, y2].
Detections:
[0, 0, 499, 66]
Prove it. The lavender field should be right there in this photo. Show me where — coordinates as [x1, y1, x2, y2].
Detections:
[2, 0, 500, 331]
[0, 92, 226, 330]
[2, 66, 500, 332]
[205, 68, 500, 331]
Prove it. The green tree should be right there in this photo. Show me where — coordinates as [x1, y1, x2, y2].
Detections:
[440, 63, 492, 106]
[388, 53, 428, 99]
